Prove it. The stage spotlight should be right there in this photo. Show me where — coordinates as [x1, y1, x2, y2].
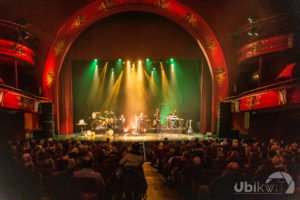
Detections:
[118, 59, 122, 62]
[170, 58, 174, 62]
[112, 68, 114, 72]
[138, 60, 142, 65]
[127, 60, 130, 65]
[247, 16, 259, 37]
[248, 17, 254, 24]
[146, 58, 150, 62]
[94, 59, 98, 62]
[171, 63, 175, 73]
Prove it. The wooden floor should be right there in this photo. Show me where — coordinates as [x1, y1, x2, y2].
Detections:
[143, 162, 183, 200]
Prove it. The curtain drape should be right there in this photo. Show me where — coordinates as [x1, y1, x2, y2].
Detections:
[59, 56, 73, 134]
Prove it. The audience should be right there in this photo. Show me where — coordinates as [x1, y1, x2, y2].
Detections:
[149, 137, 300, 200]
[5, 137, 300, 200]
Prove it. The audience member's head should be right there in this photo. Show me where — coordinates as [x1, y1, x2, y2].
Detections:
[132, 142, 140, 152]
[272, 155, 284, 169]
[81, 156, 93, 168]
[225, 162, 239, 173]
[193, 156, 201, 165]
[57, 159, 69, 171]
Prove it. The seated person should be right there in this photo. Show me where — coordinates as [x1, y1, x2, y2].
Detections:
[73, 156, 106, 197]
[119, 143, 147, 199]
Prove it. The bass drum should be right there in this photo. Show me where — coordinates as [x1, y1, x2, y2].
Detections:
[91, 120, 101, 130]
[101, 120, 106, 127]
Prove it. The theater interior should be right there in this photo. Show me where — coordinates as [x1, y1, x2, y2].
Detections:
[0, 0, 300, 199]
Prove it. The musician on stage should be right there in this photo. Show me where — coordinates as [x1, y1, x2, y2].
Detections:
[153, 108, 161, 134]
[119, 114, 125, 134]
[138, 112, 145, 134]
[169, 109, 177, 116]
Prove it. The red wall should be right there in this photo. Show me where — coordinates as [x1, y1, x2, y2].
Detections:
[249, 107, 300, 142]
[0, 110, 25, 141]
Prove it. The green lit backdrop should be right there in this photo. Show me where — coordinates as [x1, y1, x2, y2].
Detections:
[72, 59, 201, 131]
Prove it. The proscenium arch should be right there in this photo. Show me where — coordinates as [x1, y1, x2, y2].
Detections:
[42, 0, 229, 133]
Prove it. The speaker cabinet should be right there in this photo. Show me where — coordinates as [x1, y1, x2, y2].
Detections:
[36, 102, 54, 138]
[217, 102, 233, 138]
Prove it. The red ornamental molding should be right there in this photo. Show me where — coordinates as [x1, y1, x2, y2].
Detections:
[239, 88, 291, 112]
[238, 34, 294, 64]
[0, 39, 35, 66]
[0, 88, 37, 112]
[43, 0, 228, 98]
[42, 0, 229, 133]
[240, 90, 281, 111]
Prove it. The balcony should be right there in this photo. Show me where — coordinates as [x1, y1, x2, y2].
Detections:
[227, 78, 300, 112]
[0, 19, 39, 50]
[0, 19, 38, 66]
[0, 83, 47, 113]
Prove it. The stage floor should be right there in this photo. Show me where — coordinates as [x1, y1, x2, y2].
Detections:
[54, 132, 206, 142]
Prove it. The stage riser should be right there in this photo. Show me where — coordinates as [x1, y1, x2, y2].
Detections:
[93, 128, 186, 135]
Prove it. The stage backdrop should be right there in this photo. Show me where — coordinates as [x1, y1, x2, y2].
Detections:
[72, 59, 201, 131]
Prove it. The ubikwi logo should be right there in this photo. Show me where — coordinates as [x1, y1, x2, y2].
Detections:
[234, 171, 295, 194]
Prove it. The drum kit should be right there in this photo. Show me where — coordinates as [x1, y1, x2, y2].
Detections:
[91, 111, 116, 130]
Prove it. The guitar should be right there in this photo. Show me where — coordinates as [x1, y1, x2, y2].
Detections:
[187, 120, 193, 134]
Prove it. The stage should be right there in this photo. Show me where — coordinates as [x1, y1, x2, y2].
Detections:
[53, 132, 207, 142]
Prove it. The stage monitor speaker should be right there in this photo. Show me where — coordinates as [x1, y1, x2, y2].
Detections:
[217, 102, 233, 138]
[95, 128, 106, 134]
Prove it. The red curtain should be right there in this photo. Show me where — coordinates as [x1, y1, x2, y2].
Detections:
[200, 61, 212, 133]
[59, 56, 73, 134]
